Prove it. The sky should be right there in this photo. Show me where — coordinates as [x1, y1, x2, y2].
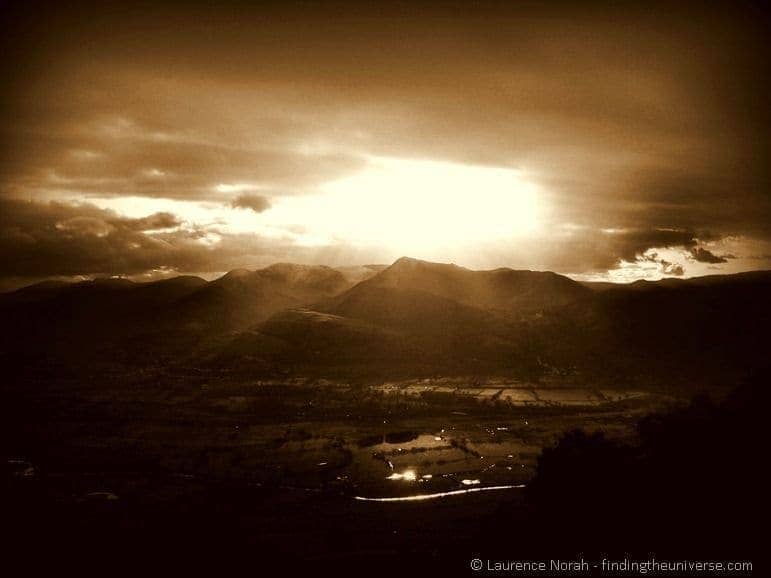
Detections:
[1, 0, 770, 289]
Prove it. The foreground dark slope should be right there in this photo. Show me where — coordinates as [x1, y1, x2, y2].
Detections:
[0, 276, 208, 369]
[2, 258, 769, 385]
[591, 272, 771, 379]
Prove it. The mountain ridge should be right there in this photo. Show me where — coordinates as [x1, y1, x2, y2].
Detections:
[2, 259, 769, 384]
[4, 258, 769, 296]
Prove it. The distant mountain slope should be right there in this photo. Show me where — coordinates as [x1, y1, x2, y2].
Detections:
[341, 257, 590, 316]
[332, 264, 387, 284]
[215, 263, 771, 383]
[213, 309, 417, 376]
[0, 263, 353, 370]
[582, 270, 771, 292]
[2, 260, 769, 384]
[171, 263, 352, 332]
[0, 275, 209, 370]
[211, 259, 597, 377]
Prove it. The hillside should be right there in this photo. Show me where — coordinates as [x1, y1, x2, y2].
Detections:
[340, 257, 591, 315]
[2, 259, 769, 384]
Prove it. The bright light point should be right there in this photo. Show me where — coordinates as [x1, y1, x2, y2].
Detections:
[461, 479, 481, 485]
[386, 469, 417, 481]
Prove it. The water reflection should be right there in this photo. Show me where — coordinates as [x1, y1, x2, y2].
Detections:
[386, 469, 417, 481]
[354, 484, 525, 502]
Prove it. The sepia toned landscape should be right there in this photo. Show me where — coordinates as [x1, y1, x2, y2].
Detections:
[1, 1, 768, 574]
[2, 258, 767, 571]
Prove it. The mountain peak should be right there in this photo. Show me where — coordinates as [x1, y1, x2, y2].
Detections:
[388, 256, 465, 271]
[262, 262, 334, 275]
[387, 256, 421, 271]
[354, 256, 589, 313]
[221, 268, 252, 280]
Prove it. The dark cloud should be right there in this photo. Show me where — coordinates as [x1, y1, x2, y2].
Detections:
[0, 198, 389, 289]
[668, 264, 685, 276]
[230, 194, 271, 213]
[126, 212, 182, 230]
[473, 225, 731, 276]
[690, 247, 728, 264]
[0, 121, 365, 200]
[530, 228, 705, 273]
[641, 251, 685, 277]
[55, 216, 115, 237]
[609, 229, 702, 263]
[0, 199, 258, 279]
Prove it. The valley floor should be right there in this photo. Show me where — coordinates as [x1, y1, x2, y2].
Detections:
[2, 371, 699, 572]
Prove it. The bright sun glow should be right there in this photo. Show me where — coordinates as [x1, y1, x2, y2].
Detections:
[304, 156, 542, 252]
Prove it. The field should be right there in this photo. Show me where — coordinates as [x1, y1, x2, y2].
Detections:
[2, 369, 689, 569]
[3, 372, 677, 494]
